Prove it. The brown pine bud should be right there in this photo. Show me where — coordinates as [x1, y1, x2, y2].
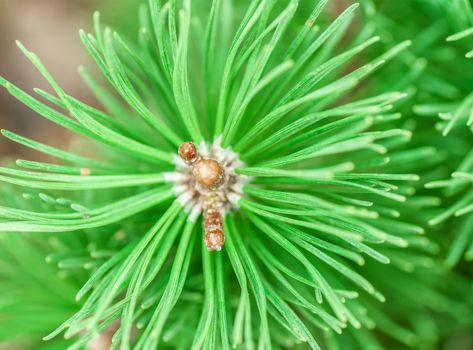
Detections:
[205, 227, 224, 251]
[204, 210, 222, 228]
[179, 142, 198, 164]
[193, 159, 225, 190]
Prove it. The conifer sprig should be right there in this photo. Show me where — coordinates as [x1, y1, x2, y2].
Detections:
[0, 0, 472, 349]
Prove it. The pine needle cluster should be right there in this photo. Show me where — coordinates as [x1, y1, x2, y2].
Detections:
[0, 1, 472, 349]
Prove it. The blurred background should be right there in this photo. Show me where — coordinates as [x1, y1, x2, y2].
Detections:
[0, 0, 140, 160]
